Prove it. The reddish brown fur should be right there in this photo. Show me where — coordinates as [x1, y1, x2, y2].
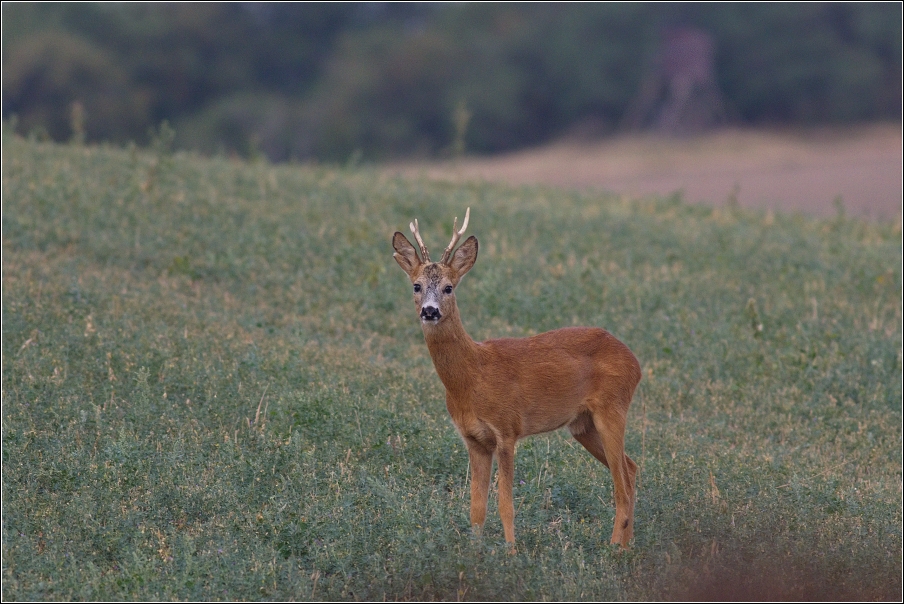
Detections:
[392, 218, 640, 548]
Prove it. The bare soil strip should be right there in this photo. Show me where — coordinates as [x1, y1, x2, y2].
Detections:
[393, 123, 902, 219]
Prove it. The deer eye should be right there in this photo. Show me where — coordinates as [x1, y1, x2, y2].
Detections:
[413, 284, 421, 293]
[443, 285, 453, 294]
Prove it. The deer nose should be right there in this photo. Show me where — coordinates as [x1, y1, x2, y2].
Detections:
[420, 305, 441, 321]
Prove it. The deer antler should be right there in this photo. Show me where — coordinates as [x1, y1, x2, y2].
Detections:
[409, 219, 431, 263]
[440, 207, 470, 265]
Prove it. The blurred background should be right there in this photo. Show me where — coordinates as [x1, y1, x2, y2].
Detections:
[4, 2, 900, 160]
[2, 2, 901, 215]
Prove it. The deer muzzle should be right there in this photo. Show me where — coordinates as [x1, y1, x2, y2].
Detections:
[420, 305, 441, 322]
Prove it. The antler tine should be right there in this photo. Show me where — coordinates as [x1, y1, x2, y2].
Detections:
[409, 219, 431, 262]
[440, 207, 470, 265]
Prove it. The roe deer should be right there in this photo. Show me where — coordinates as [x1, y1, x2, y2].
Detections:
[392, 208, 641, 548]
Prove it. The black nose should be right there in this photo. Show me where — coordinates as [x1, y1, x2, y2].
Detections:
[420, 305, 441, 321]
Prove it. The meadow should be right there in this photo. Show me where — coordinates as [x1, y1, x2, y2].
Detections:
[2, 131, 901, 600]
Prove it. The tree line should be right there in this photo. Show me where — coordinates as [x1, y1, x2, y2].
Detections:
[2, 3, 900, 162]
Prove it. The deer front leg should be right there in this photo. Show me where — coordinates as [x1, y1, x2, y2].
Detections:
[467, 440, 493, 535]
[496, 440, 517, 544]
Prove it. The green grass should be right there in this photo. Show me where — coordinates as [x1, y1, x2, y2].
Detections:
[2, 132, 901, 601]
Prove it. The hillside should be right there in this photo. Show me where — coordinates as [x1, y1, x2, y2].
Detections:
[2, 135, 901, 600]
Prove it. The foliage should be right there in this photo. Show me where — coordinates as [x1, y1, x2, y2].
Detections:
[2, 3, 901, 161]
[690, 3, 904, 123]
[1, 3, 362, 153]
[1, 29, 145, 143]
[2, 134, 902, 600]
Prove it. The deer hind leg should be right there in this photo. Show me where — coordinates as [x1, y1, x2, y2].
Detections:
[569, 411, 610, 468]
[589, 408, 636, 548]
[466, 438, 493, 535]
[572, 412, 638, 496]
[570, 414, 635, 546]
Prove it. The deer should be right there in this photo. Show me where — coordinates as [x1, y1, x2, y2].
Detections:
[392, 208, 641, 549]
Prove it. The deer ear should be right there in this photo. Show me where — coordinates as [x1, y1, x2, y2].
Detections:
[392, 232, 421, 277]
[449, 235, 478, 279]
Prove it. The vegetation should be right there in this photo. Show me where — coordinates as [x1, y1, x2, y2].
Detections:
[2, 132, 901, 600]
[3, 3, 901, 161]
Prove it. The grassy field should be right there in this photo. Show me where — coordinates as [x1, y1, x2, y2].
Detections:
[2, 131, 901, 600]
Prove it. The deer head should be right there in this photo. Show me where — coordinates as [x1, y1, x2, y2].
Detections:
[392, 208, 477, 325]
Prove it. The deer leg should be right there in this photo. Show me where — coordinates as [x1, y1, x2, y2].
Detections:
[466, 440, 493, 535]
[592, 411, 636, 548]
[569, 413, 610, 468]
[496, 440, 517, 544]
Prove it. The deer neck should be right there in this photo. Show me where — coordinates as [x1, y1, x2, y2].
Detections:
[421, 304, 479, 396]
